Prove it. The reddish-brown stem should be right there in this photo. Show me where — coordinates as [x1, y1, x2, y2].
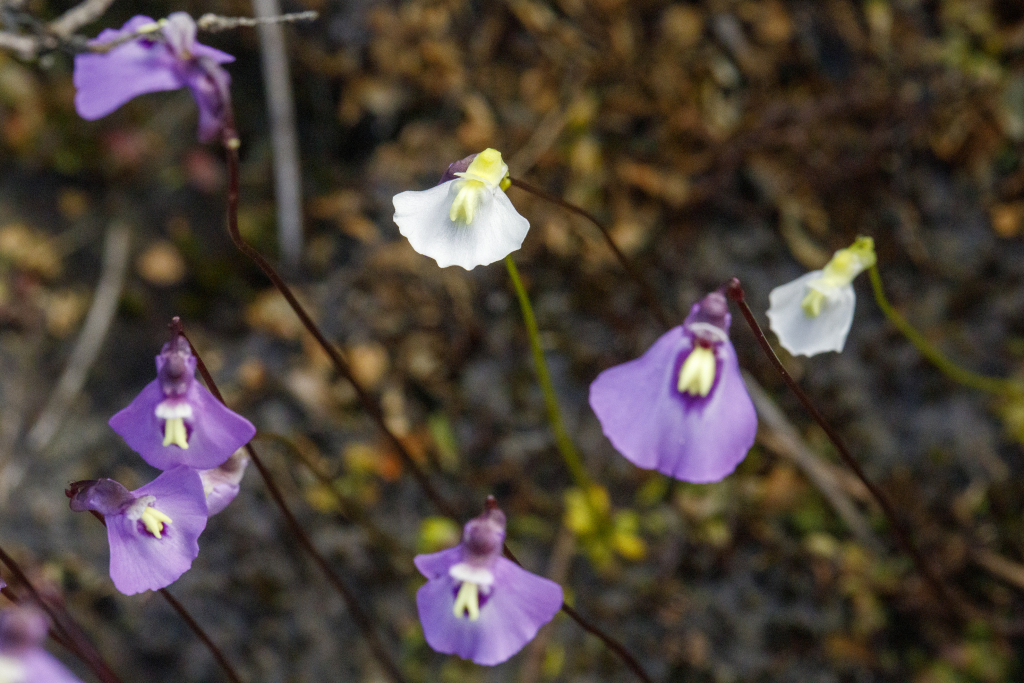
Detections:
[206, 72, 654, 678]
[159, 588, 244, 683]
[724, 278, 1024, 634]
[217, 116, 456, 521]
[501, 541, 654, 683]
[0, 545, 125, 683]
[181, 328, 409, 683]
[508, 177, 674, 330]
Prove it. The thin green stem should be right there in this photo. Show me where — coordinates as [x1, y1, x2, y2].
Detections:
[504, 255, 592, 490]
[868, 266, 1013, 394]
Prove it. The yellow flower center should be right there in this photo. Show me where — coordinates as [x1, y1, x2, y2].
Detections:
[127, 495, 174, 539]
[452, 581, 481, 621]
[448, 148, 510, 226]
[162, 418, 189, 449]
[140, 505, 174, 539]
[156, 400, 192, 449]
[677, 346, 716, 397]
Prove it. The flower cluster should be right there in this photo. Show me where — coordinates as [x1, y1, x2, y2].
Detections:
[69, 333, 255, 595]
[74, 13, 234, 143]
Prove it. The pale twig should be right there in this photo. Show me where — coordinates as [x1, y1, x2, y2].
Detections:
[26, 223, 131, 452]
[253, 0, 304, 270]
[47, 0, 115, 37]
[743, 371, 882, 552]
[0, 30, 36, 59]
[519, 525, 575, 683]
[196, 11, 318, 33]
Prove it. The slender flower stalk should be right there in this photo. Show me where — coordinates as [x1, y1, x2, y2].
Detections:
[507, 177, 673, 329]
[158, 589, 243, 683]
[504, 255, 592, 491]
[725, 278, 1024, 635]
[868, 265, 1017, 394]
[179, 326, 409, 683]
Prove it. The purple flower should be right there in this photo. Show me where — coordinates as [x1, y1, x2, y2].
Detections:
[68, 468, 208, 595]
[198, 448, 249, 515]
[414, 499, 563, 666]
[73, 13, 234, 143]
[0, 605, 83, 683]
[109, 335, 256, 471]
[589, 290, 757, 483]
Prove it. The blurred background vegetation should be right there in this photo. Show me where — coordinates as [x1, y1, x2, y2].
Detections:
[1, 0, 1024, 681]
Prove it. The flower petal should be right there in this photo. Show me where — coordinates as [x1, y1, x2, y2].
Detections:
[109, 378, 255, 471]
[20, 649, 84, 683]
[106, 468, 207, 595]
[74, 16, 186, 120]
[393, 182, 529, 269]
[413, 546, 463, 580]
[415, 557, 562, 666]
[589, 326, 757, 483]
[766, 271, 856, 356]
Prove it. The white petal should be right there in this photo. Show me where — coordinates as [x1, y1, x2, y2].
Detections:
[766, 270, 856, 356]
[392, 182, 529, 270]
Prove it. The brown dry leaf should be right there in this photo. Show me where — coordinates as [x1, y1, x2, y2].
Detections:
[0, 224, 61, 279]
[57, 189, 89, 220]
[347, 342, 390, 389]
[44, 288, 89, 338]
[616, 161, 690, 208]
[989, 202, 1024, 238]
[661, 4, 704, 48]
[136, 240, 187, 287]
[246, 287, 314, 340]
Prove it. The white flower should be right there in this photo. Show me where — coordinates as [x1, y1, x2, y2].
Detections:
[766, 237, 876, 357]
[392, 148, 530, 269]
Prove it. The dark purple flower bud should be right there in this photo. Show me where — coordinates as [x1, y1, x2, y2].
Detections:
[109, 334, 256, 471]
[73, 13, 234, 143]
[461, 505, 505, 563]
[67, 478, 134, 516]
[589, 289, 757, 483]
[156, 336, 195, 397]
[438, 154, 478, 185]
[413, 499, 562, 665]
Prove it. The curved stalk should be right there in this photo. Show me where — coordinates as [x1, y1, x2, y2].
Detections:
[505, 255, 592, 491]
[868, 265, 1016, 394]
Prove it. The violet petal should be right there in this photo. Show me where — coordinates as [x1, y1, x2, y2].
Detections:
[106, 468, 207, 595]
[589, 326, 757, 483]
[415, 555, 562, 666]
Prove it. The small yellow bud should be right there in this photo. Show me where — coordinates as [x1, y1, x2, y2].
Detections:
[162, 417, 190, 449]
[819, 236, 877, 288]
[139, 506, 173, 539]
[452, 581, 481, 621]
[677, 346, 716, 397]
[459, 148, 509, 188]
